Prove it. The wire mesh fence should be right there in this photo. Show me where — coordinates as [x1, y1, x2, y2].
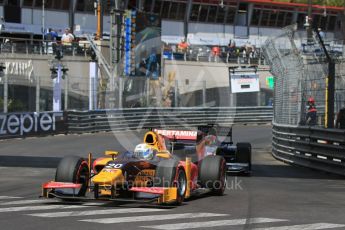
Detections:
[262, 24, 345, 127]
[0, 72, 271, 112]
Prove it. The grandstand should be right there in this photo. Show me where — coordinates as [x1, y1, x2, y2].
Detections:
[0, 0, 344, 112]
[0, 1, 343, 46]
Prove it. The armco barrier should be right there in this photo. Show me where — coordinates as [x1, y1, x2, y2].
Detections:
[272, 123, 345, 176]
[66, 107, 273, 133]
[0, 112, 66, 139]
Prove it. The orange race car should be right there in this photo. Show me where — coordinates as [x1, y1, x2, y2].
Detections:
[41, 126, 228, 205]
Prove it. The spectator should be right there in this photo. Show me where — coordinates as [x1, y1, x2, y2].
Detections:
[228, 39, 236, 56]
[146, 49, 159, 79]
[45, 28, 58, 54]
[45, 28, 58, 41]
[178, 38, 189, 52]
[178, 38, 189, 61]
[335, 107, 345, 129]
[306, 97, 317, 126]
[318, 28, 325, 40]
[0, 16, 5, 32]
[211, 45, 220, 62]
[61, 28, 74, 45]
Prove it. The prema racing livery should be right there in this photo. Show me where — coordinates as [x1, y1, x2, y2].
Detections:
[41, 125, 251, 205]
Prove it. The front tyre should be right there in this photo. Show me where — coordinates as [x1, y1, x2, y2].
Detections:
[199, 155, 226, 196]
[55, 156, 89, 196]
[154, 159, 187, 205]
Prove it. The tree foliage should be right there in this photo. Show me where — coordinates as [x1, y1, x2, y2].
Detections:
[277, 0, 344, 7]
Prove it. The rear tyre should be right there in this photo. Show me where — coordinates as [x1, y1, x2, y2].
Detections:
[55, 156, 89, 196]
[199, 155, 226, 196]
[236, 142, 252, 176]
[154, 159, 186, 205]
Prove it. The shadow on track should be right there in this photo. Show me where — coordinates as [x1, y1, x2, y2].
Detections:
[0, 155, 60, 168]
[252, 163, 345, 180]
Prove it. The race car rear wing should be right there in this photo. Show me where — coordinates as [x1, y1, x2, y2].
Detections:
[153, 129, 197, 141]
[153, 125, 233, 143]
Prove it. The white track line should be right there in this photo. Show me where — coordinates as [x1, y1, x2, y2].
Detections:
[252, 223, 345, 230]
[0, 196, 22, 200]
[0, 204, 90, 213]
[141, 218, 287, 230]
[28, 208, 167, 218]
[0, 199, 54, 206]
[80, 213, 228, 224]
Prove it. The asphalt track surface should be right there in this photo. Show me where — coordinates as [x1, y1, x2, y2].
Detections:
[1, 125, 345, 230]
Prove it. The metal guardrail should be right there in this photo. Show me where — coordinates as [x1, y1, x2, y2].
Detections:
[0, 107, 273, 139]
[272, 123, 345, 176]
[67, 107, 273, 133]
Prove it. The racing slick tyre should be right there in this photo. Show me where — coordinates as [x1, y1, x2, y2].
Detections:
[199, 155, 226, 196]
[154, 159, 187, 205]
[236, 142, 252, 176]
[55, 156, 90, 196]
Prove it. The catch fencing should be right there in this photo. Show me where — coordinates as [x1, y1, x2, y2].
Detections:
[263, 24, 345, 175]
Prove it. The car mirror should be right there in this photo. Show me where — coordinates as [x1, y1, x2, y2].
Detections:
[105, 151, 119, 160]
[156, 151, 171, 159]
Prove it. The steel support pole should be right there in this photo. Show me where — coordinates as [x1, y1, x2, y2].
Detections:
[69, 0, 75, 33]
[326, 61, 335, 128]
[174, 80, 179, 107]
[118, 77, 123, 108]
[146, 78, 150, 107]
[42, 0, 45, 53]
[307, 0, 313, 43]
[202, 80, 206, 107]
[36, 74, 40, 112]
[64, 74, 68, 111]
[3, 73, 7, 113]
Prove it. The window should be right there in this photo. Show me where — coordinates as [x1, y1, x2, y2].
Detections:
[44, 0, 54, 9]
[226, 7, 236, 24]
[84, 0, 95, 12]
[23, 0, 33, 7]
[284, 12, 293, 26]
[207, 5, 217, 23]
[261, 10, 270, 26]
[216, 6, 226, 23]
[8, 0, 19, 6]
[320, 15, 327, 29]
[143, 0, 152, 12]
[169, 2, 178, 19]
[328, 16, 336, 31]
[251, 9, 261, 26]
[276, 11, 285, 27]
[53, 1, 61, 9]
[190, 4, 199, 21]
[34, 0, 43, 7]
[153, 0, 162, 15]
[199, 5, 208, 22]
[161, 1, 170, 19]
[76, 0, 85, 11]
[61, 0, 69, 10]
[176, 3, 186, 21]
[268, 10, 278, 27]
[297, 13, 306, 29]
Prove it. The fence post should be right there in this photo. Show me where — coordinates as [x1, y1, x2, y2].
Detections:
[257, 91, 261, 106]
[174, 80, 179, 107]
[64, 75, 68, 110]
[146, 78, 150, 107]
[119, 77, 123, 108]
[202, 80, 206, 107]
[35, 75, 40, 112]
[3, 72, 7, 113]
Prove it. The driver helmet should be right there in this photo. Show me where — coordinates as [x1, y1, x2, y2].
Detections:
[134, 143, 155, 160]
